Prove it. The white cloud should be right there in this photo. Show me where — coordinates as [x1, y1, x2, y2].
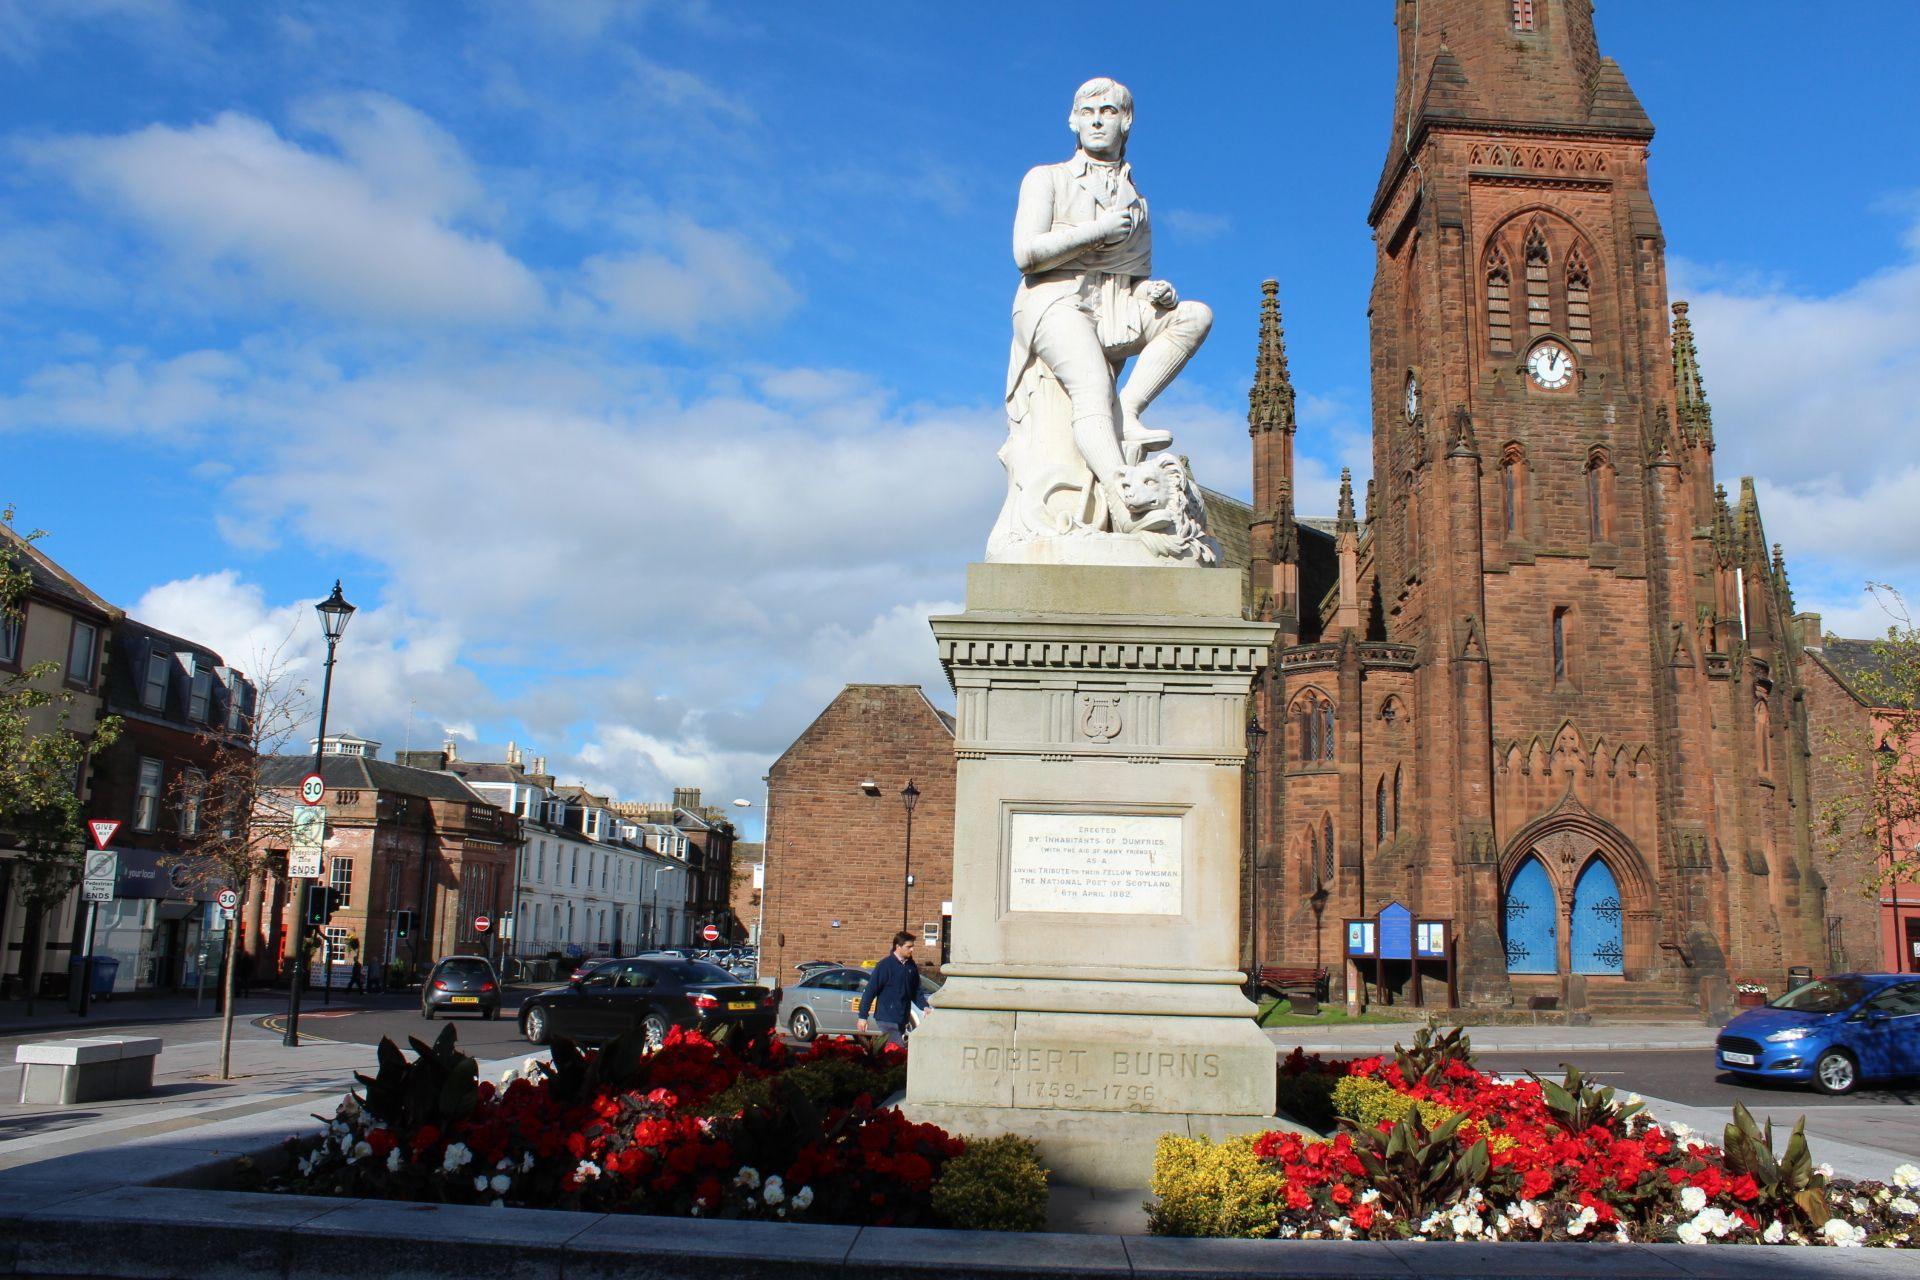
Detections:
[1673, 205, 1920, 587]
[33, 105, 545, 323]
[579, 219, 795, 337]
[1161, 209, 1232, 241]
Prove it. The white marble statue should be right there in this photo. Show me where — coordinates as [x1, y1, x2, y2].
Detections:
[988, 77, 1220, 567]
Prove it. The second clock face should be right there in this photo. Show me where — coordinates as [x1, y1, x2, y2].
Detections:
[1527, 341, 1575, 390]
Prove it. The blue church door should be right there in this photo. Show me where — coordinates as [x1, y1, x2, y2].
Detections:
[1570, 859, 1625, 974]
[1502, 856, 1556, 974]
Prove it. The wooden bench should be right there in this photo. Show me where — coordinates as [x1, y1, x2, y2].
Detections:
[15, 1036, 161, 1105]
[1258, 966, 1329, 1014]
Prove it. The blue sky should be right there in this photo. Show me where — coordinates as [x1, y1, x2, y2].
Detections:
[4, 2, 1917, 837]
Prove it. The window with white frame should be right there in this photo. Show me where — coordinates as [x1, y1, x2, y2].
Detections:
[141, 649, 171, 710]
[66, 619, 97, 689]
[134, 757, 163, 830]
[322, 925, 350, 963]
[330, 856, 354, 908]
[536, 841, 546, 882]
[0, 611, 20, 668]
[180, 769, 205, 836]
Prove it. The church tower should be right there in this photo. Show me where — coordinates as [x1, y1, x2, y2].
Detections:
[1253, 0, 1822, 1012]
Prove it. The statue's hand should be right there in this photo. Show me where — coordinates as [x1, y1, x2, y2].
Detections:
[1094, 206, 1134, 246]
[1142, 279, 1178, 309]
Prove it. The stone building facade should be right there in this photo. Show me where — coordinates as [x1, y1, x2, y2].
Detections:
[760, 685, 956, 983]
[1245, 0, 1826, 1010]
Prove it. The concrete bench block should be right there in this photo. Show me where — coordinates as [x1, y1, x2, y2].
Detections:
[15, 1036, 161, 1105]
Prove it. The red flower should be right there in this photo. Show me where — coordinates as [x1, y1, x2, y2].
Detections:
[1351, 1202, 1376, 1231]
[1330, 1183, 1353, 1206]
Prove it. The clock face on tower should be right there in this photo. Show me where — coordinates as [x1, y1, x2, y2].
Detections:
[1404, 372, 1419, 421]
[1526, 341, 1576, 391]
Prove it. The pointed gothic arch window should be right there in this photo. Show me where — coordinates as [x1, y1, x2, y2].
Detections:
[1322, 815, 1336, 884]
[1403, 472, 1421, 574]
[1500, 444, 1528, 539]
[1376, 776, 1389, 842]
[1307, 824, 1321, 887]
[1566, 249, 1593, 352]
[1523, 222, 1551, 334]
[1552, 605, 1574, 686]
[1485, 247, 1513, 353]
[1586, 448, 1614, 542]
[1393, 766, 1404, 833]
[1292, 691, 1335, 765]
[1755, 694, 1773, 776]
[1318, 701, 1337, 762]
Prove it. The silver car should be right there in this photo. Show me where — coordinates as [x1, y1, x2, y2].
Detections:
[776, 965, 942, 1041]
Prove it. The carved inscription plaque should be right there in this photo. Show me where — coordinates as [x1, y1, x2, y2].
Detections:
[1006, 811, 1181, 915]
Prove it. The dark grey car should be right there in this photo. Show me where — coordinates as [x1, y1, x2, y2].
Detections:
[422, 955, 501, 1020]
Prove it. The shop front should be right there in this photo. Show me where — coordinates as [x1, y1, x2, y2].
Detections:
[95, 849, 224, 993]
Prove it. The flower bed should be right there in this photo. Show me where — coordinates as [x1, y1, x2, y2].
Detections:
[262, 1024, 1047, 1232]
[1154, 1027, 1917, 1248]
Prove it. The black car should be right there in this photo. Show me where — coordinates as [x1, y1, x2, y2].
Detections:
[422, 955, 501, 1020]
[519, 957, 775, 1049]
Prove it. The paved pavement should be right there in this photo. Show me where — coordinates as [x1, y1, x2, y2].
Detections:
[1266, 1021, 1719, 1053]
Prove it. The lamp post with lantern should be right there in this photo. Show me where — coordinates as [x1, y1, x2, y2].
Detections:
[900, 780, 920, 936]
[284, 581, 355, 1048]
[1243, 714, 1268, 1007]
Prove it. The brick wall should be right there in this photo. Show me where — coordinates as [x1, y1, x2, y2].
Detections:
[760, 686, 954, 985]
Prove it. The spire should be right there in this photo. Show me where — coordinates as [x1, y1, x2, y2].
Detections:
[1364, 478, 1377, 527]
[1645, 404, 1676, 466]
[1446, 405, 1478, 457]
[1337, 468, 1357, 533]
[1672, 301, 1714, 451]
[1247, 279, 1296, 436]
[1772, 543, 1794, 613]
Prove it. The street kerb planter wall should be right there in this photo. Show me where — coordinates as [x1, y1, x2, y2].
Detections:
[1, 1053, 1916, 1280]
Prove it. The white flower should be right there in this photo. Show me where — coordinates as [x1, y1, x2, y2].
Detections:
[442, 1143, 473, 1173]
[1670, 1122, 1692, 1139]
[500, 1069, 517, 1085]
[490, 1174, 511, 1194]
[1694, 1208, 1738, 1238]
[490, 1198, 504, 1209]
[1328, 1216, 1353, 1239]
[1676, 1221, 1707, 1246]
[520, 1151, 536, 1173]
[350, 1141, 372, 1162]
[1680, 1186, 1708, 1214]
[1359, 1189, 1380, 1205]
[1894, 1163, 1920, 1191]
[386, 1148, 404, 1174]
[1516, 1200, 1544, 1230]
[473, 1175, 490, 1192]
[1568, 1206, 1598, 1237]
[1763, 1220, 1785, 1244]
[791, 1185, 813, 1212]
[1851, 1196, 1870, 1215]
[1890, 1196, 1919, 1217]
[763, 1176, 786, 1206]
[1625, 1093, 1643, 1106]
[733, 1166, 762, 1190]
[1820, 1218, 1866, 1247]
[1816, 1163, 1835, 1178]
[574, 1160, 601, 1182]
[523, 1056, 542, 1076]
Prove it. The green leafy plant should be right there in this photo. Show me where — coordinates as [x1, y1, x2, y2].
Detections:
[1391, 1024, 1476, 1087]
[1530, 1063, 1645, 1134]
[1721, 1101, 1831, 1228]
[353, 1024, 479, 1129]
[1148, 1133, 1285, 1238]
[1345, 1107, 1490, 1225]
[931, 1135, 1049, 1232]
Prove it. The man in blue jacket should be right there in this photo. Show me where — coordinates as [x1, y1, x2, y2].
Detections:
[856, 931, 930, 1047]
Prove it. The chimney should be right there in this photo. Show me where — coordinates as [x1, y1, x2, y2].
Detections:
[532, 755, 547, 776]
[1793, 612, 1825, 650]
[506, 740, 522, 768]
[673, 786, 701, 812]
[443, 737, 458, 762]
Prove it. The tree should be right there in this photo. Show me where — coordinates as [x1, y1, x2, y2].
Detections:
[1819, 585, 1920, 911]
[167, 643, 306, 1079]
[0, 508, 120, 1014]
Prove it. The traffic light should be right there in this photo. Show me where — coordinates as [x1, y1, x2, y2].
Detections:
[305, 886, 334, 927]
[394, 909, 413, 938]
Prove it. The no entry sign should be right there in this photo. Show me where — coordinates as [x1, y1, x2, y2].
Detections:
[474, 915, 492, 934]
[701, 924, 721, 943]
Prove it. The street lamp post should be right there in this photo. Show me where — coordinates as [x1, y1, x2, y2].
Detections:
[900, 780, 920, 935]
[1243, 715, 1267, 1007]
[284, 581, 355, 1048]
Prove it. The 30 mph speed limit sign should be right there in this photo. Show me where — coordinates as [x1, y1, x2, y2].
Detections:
[300, 773, 326, 805]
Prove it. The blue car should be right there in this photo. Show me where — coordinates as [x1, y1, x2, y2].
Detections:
[1715, 973, 1920, 1095]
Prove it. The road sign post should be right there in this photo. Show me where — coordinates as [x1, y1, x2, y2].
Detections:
[75, 823, 121, 1019]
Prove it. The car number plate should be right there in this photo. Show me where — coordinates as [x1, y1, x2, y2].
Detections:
[1721, 1050, 1755, 1066]
[452, 996, 479, 1005]
[727, 1001, 757, 1012]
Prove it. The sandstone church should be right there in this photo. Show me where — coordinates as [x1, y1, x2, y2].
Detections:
[1241, 0, 1826, 1012]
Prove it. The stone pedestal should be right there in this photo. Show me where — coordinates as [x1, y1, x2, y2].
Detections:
[903, 563, 1280, 1187]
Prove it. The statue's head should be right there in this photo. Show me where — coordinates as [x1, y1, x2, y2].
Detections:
[1068, 77, 1132, 159]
